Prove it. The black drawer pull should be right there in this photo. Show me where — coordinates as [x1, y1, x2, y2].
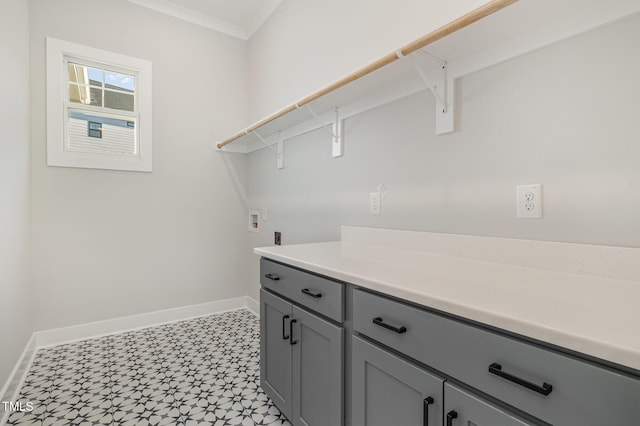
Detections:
[289, 319, 297, 345]
[446, 410, 458, 426]
[373, 317, 407, 334]
[423, 396, 434, 426]
[282, 315, 290, 340]
[264, 273, 280, 281]
[488, 362, 553, 396]
[301, 288, 322, 298]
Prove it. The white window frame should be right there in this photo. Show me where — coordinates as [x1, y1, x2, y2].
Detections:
[46, 37, 152, 172]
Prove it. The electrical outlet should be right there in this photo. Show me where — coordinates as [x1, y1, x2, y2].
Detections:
[516, 184, 542, 219]
[274, 231, 281, 245]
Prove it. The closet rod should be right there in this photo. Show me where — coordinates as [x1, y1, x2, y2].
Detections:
[217, 0, 517, 149]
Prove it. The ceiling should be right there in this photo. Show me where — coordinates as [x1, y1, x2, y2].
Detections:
[126, 0, 282, 40]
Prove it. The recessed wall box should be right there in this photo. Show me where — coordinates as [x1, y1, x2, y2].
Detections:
[249, 210, 260, 232]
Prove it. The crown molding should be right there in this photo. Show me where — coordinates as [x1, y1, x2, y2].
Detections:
[244, 0, 282, 38]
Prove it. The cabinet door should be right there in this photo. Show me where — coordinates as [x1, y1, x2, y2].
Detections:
[260, 289, 293, 419]
[444, 383, 534, 426]
[352, 336, 444, 426]
[291, 305, 343, 426]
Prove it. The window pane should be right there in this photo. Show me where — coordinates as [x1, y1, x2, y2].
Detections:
[88, 68, 103, 86]
[68, 63, 103, 86]
[69, 83, 102, 106]
[66, 109, 137, 156]
[104, 90, 134, 112]
[105, 70, 135, 91]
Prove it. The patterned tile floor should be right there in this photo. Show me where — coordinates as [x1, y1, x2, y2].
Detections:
[5, 309, 292, 426]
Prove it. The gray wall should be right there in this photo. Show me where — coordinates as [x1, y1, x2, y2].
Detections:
[0, 0, 33, 392]
[246, 14, 640, 300]
[30, 0, 250, 331]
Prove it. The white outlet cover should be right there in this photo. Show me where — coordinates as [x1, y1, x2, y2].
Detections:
[516, 184, 542, 219]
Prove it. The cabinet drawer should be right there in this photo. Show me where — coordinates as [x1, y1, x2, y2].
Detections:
[260, 258, 344, 323]
[353, 288, 640, 426]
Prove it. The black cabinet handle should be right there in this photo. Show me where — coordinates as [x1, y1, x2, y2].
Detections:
[264, 273, 280, 281]
[289, 319, 297, 345]
[488, 362, 553, 396]
[446, 410, 458, 426]
[373, 317, 407, 334]
[282, 315, 290, 340]
[422, 396, 434, 426]
[301, 288, 322, 298]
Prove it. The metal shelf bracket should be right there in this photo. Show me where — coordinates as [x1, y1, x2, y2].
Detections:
[252, 130, 278, 154]
[252, 129, 285, 169]
[410, 51, 454, 135]
[332, 108, 344, 157]
[277, 135, 284, 169]
[305, 105, 344, 157]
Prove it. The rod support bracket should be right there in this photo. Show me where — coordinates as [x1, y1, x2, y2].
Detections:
[332, 108, 343, 157]
[409, 52, 454, 134]
[305, 105, 344, 157]
[253, 130, 278, 154]
[277, 135, 284, 169]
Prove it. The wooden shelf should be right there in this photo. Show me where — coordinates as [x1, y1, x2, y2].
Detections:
[217, 0, 640, 154]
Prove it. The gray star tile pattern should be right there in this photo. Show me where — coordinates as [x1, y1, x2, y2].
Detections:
[6, 309, 292, 426]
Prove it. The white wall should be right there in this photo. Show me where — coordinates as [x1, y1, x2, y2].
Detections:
[246, 14, 640, 301]
[30, 0, 250, 331]
[0, 0, 33, 392]
[247, 0, 491, 121]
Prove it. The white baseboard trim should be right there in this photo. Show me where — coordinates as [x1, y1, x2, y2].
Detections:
[35, 296, 251, 349]
[245, 296, 259, 317]
[0, 334, 37, 425]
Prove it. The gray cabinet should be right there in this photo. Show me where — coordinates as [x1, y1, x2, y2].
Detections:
[351, 334, 534, 426]
[260, 288, 293, 418]
[353, 287, 640, 426]
[291, 305, 343, 426]
[352, 336, 444, 426]
[260, 257, 640, 426]
[444, 383, 533, 426]
[260, 288, 343, 426]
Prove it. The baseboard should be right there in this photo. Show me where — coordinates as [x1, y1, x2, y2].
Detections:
[0, 334, 37, 426]
[245, 296, 259, 317]
[35, 296, 250, 348]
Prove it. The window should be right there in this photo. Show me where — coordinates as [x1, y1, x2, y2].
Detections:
[46, 38, 152, 172]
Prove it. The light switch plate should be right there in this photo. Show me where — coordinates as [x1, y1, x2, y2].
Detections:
[369, 192, 381, 215]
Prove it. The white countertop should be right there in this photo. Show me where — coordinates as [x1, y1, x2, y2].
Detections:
[254, 227, 640, 372]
